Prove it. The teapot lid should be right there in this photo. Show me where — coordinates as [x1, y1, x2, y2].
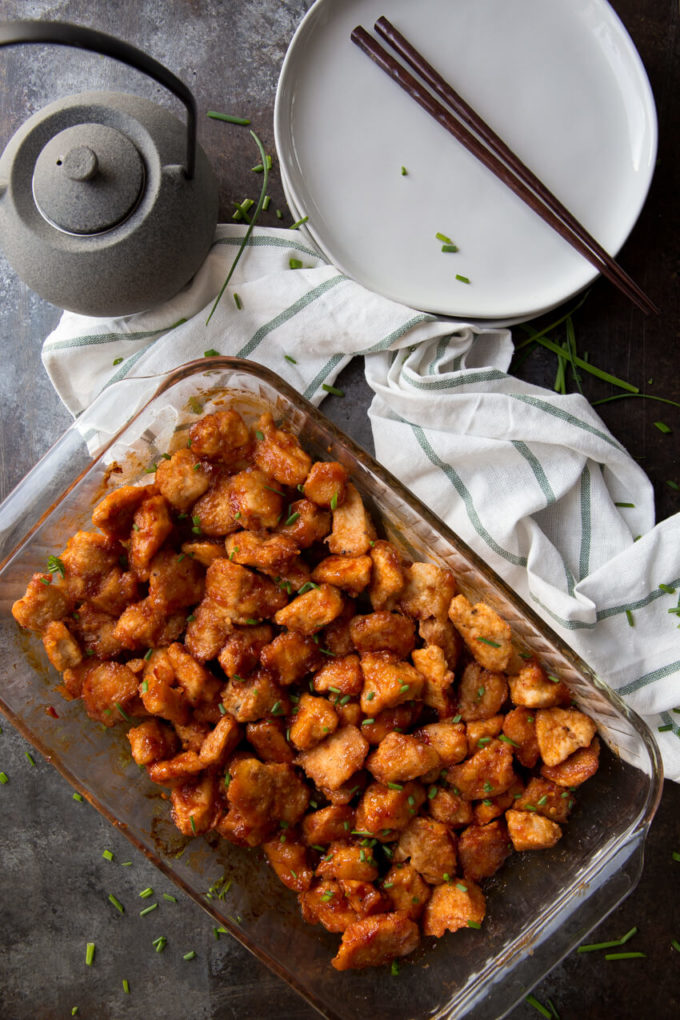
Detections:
[33, 122, 144, 234]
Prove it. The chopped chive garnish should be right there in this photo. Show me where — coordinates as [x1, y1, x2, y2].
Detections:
[658, 723, 673, 732]
[577, 926, 638, 952]
[466, 920, 482, 929]
[322, 383, 345, 397]
[183, 950, 197, 960]
[207, 110, 250, 125]
[72, 792, 83, 802]
[672, 851, 680, 862]
[122, 979, 130, 994]
[659, 583, 676, 594]
[525, 995, 552, 1019]
[435, 232, 452, 243]
[441, 243, 459, 253]
[672, 939, 680, 953]
[667, 480, 679, 491]
[290, 215, 309, 230]
[400, 166, 408, 175]
[285, 512, 300, 526]
[108, 893, 124, 914]
[456, 274, 471, 284]
[387, 782, 403, 791]
[604, 951, 646, 960]
[361, 718, 375, 726]
[615, 501, 635, 508]
[144, 648, 153, 661]
[475, 636, 500, 647]
[85, 942, 95, 966]
[428, 786, 438, 799]
[284, 354, 297, 364]
[207, 130, 269, 322]
[262, 194, 271, 210]
[276, 208, 283, 219]
[47, 554, 65, 577]
[121, 862, 132, 867]
[456, 882, 468, 891]
[498, 734, 519, 747]
[289, 257, 303, 269]
[153, 936, 167, 953]
[24, 751, 36, 766]
[330, 490, 339, 511]
[114, 702, 131, 722]
[233, 292, 243, 309]
[139, 903, 158, 917]
[102, 849, 114, 861]
[390, 960, 400, 976]
[654, 421, 672, 434]
[0, 772, 9, 785]
[190, 815, 197, 834]
[139, 887, 154, 899]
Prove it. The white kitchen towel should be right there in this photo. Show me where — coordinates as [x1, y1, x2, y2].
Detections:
[42, 224, 680, 781]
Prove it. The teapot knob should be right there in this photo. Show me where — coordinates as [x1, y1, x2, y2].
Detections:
[62, 144, 98, 182]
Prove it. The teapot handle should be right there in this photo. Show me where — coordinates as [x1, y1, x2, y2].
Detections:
[0, 20, 198, 179]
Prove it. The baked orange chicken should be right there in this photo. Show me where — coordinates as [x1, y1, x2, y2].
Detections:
[12, 406, 600, 972]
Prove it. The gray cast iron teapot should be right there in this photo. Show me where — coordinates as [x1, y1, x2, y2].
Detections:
[0, 21, 219, 316]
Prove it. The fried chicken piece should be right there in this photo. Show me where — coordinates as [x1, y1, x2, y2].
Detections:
[311, 555, 372, 597]
[399, 562, 457, 621]
[206, 559, 288, 624]
[155, 448, 210, 510]
[382, 862, 431, 920]
[355, 781, 426, 840]
[508, 660, 571, 708]
[301, 805, 356, 847]
[296, 725, 369, 791]
[127, 718, 180, 766]
[81, 661, 140, 726]
[422, 879, 486, 938]
[218, 622, 274, 678]
[502, 706, 540, 768]
[147, 544, 205, 612]
[259, 630, 323, 685]
[368, 540, 405, 612]
[275, 497, 331, 548]
[12, 573, 73, 632]
[245, 719, 294, 763]
[457, 820, 512, 881]
[303, 460, 348, 509]
[326, 483, 376, 556]
[129, 494, 174, 581]
[312, 653, 364, 698]
[541, 737, 600, 787]
[457, 661, 508, 722]
[410, 644, 455, 716]
[359, 652, 424, 715]
[91, 484, 150, 540]
[316, 842, 379, 883]
[289, 693, 339, 751]
[42, 619, 82, 671]
[188, 408, 251, 464]
[349, 611, 415, 658]
[413, 720, 468, 767]
[171, 773, 219, 836]
[299, 880, 356, 933]
[224, 530, 300, 576]
[505, 808, 562, 851]
[446, 740, 516, 800]
[331, 913, 420, 971]
[263, 838, 314, 892]
[366, 731, 441, 784]
[253, 411, 312, 486]
[447, 594, 512, 671]
[394, 816, 457, 885]
[273, 583, 344, 635]
[535, 707, 597, 767]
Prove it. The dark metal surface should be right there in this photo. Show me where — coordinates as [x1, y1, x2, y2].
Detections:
[0, 2, 678, 1018]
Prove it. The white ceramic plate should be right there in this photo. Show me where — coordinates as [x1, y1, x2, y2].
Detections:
[275, 0, 657, 321]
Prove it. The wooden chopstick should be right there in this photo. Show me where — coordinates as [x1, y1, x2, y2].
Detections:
[351, 22, 659, 316]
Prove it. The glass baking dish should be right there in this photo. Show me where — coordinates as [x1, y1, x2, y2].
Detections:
[0, 358, 662, 1020]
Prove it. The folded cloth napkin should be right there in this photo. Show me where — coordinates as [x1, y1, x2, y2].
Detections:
[42, 224, 680, 781]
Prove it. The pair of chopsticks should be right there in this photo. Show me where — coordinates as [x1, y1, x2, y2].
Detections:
[351, 18, 659, 316]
